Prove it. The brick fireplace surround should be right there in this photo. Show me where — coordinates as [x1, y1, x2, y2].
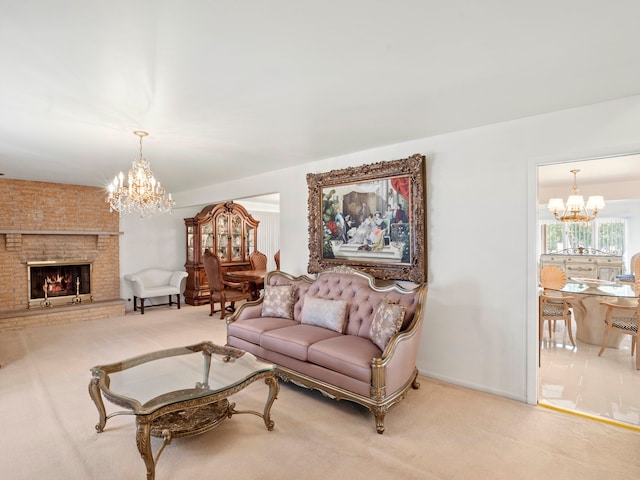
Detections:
[0, 179, 124, 331]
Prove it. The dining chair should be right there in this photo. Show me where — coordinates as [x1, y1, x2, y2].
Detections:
[631, 252, 640, 276]
[539, 265, 572, 335]
[202, 249, 252, 319]
[539, 265, 575, 366]
[598, 300, 640, 369]
[249, 250, 268, 291]
[539, 291, 575, 347]
[249, 250, 268, 270]
[540, 265, 568, 290]
[274, 250, 280, 270]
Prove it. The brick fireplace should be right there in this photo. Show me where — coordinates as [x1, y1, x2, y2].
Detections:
[0, 179, 124, 330]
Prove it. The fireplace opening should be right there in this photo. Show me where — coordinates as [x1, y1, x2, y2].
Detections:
[28, 261, 92, 307]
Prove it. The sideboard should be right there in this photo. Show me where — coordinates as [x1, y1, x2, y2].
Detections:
[539, 252, 624, 281]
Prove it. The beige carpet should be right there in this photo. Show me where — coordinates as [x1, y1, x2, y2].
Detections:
[1, 305, 638, 480]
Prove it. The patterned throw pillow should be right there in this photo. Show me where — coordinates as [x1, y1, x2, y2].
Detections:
[300, 295, 348, 333]
[261, 284, 295, 319]
[369, 301, 406, 351]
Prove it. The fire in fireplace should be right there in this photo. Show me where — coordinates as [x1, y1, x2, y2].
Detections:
[28, 261, 92, 307]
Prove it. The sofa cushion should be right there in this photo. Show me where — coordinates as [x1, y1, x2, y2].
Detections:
[260, 324, 342, 361]
[308, 335, 382, 383]
[261, 284, 295, 319]
[369, 301, 406, 351]
[300, 295, 348, 333]
[228, 317, 298, 345]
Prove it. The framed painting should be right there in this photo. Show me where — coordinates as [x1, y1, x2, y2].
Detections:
[307, 153, 426, 283]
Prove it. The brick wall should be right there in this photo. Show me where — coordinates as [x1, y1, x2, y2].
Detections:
[0, 179, 124, 328]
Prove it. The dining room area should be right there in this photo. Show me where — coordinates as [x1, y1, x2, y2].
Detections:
[537, 153, 640, 429]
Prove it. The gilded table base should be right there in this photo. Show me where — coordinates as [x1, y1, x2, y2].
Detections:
[90, 373, 279, 480]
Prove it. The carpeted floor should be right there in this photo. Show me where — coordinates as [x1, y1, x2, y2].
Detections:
[1, 304, 638, 480]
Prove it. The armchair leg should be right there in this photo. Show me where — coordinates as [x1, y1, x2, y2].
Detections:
[140, 298, 145, 315]
[177, 294, 181, 309]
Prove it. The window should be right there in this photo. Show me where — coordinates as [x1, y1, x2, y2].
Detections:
[541, 217, 627, 256]
[596, 218, 626, 254]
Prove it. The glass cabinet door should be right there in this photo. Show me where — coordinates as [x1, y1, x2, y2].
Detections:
[201, 221, 213, 258]
[246, 225, 254, 259]
[216, 215, 229, 260]
[231, 214, 243, 261]
[186, 225, 194, 262]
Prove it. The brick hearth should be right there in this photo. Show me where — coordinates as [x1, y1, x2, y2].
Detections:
[0, 179, 124, 330]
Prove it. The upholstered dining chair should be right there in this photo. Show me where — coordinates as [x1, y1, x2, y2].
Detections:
[249, 250, 268, 270]
[598, 300, 640, 369]
[202, 249, 252, 319]
[249, 250, 268, 292]
[539, 265, 575, 366]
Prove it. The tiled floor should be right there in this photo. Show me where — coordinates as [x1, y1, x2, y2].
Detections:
[538, 315, 640, 426]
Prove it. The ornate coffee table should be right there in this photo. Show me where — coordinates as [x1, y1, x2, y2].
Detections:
[88, 341, 278, 480]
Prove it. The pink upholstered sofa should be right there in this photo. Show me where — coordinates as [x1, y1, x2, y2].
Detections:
[226, 266, 428, 433]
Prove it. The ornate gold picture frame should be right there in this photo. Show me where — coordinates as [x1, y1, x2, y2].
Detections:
[307, 153, 426, 283]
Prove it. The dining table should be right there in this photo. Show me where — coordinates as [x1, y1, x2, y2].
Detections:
[224, 269, 267, 301]
[558, 279, 638, 348]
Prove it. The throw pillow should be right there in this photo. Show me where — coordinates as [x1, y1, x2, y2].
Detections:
[261, 284, 295, 319]
[300, 295, 348, 333]
[370, 301, 406, 351]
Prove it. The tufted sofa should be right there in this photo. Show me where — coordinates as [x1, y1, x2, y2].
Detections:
[226, 266, 428, 433]
[124, 269, 188, 314]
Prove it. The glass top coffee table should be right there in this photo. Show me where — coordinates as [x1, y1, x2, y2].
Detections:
[88, 341, 278, 480]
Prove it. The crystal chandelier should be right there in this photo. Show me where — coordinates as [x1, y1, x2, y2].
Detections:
[547, 169, 605, 222]
[106, 131, 175, 217]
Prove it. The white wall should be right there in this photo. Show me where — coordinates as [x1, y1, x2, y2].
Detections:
[119, 94, 640, 405]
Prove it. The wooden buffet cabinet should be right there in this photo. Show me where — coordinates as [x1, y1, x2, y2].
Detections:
[184, 201, 259, 305]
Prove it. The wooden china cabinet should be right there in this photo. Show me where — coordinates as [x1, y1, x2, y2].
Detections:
[184, 201, 259, 305]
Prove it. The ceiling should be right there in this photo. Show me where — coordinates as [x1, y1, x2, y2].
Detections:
[538, 154, 640, 188]
[2, 1, 640, 195]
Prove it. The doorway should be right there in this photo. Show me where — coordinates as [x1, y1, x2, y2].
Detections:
[536, 153, 640, 427]
[234, 193, 280, 271]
